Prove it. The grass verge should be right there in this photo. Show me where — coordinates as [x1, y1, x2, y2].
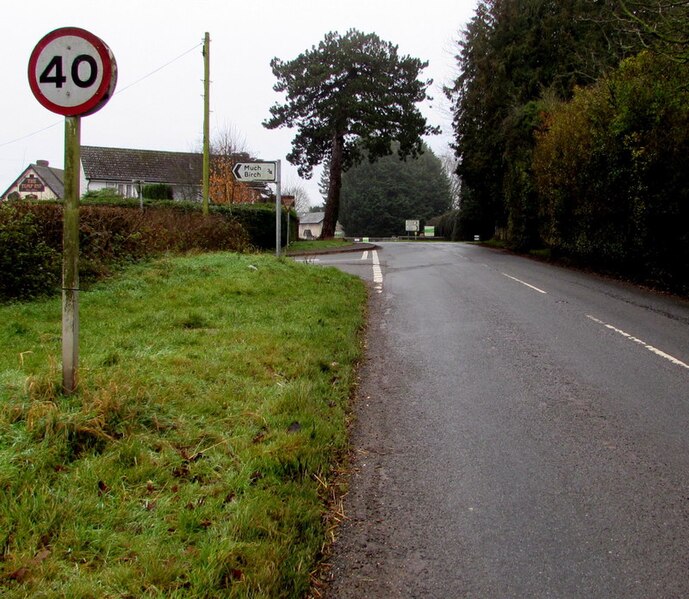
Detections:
[0, 252, 367, 598]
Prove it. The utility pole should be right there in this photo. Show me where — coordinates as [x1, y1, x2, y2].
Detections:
[202, 32, 210, 215]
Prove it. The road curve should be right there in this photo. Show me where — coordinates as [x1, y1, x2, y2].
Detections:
[324, 242, 689, 599]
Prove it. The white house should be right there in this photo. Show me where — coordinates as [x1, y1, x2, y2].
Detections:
[298, 212, 325, 239]
[298, 212, 345, 239]
[79, 146, 202, 200]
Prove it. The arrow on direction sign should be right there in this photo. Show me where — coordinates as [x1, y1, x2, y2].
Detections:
[232, 161, 277, 182]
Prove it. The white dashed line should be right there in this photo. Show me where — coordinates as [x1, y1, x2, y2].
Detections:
[586, 315, 689, 371]
[502, 273, 547, 294]
[361, 251, 369, 260]
[294, 257, 320, 263]
[372, 250, 383, 294]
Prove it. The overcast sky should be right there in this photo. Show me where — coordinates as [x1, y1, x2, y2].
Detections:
[1, 0, 477, 205]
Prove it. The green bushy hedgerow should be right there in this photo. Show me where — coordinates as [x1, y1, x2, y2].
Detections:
[429, 210, 460, 240]
[106, 200, 295, 249]
[0, 202, 250, 302]
[81, 189, 125, 203]
[533, 52, 689, 293]
[212, 203, 295, 249]
[83, 197, 296, 249]
[142, 183, 173, 200]
[0, 203, 60, 299]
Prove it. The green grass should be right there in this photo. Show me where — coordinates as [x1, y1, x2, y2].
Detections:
[476, 238, 506, 249]
[528, 248, 552, 260]
[287, 240, 353, 253]
[0, 252, 367, 598]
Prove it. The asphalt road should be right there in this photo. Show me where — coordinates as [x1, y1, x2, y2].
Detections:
[317, 242, 689, 599]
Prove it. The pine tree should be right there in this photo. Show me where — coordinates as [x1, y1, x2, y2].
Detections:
[264, 29, 438, 238]
[339, 143, 452, 237]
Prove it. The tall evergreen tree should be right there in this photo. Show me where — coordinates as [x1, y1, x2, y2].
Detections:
[339, 143, 452, 237]
[264, 29, 438, 238]
[446, 0, 636, 244]
[445, 0, 506, 240]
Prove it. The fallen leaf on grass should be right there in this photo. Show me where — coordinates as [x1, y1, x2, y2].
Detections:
[6, 549, 51, 583]
[33, 549, 51, 563]
[7, 567, 30, 582]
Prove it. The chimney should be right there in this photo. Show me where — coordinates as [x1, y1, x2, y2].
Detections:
[36, 160, 49, 167]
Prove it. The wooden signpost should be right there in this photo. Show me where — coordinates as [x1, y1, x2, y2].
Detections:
[28, 27, 117, 394]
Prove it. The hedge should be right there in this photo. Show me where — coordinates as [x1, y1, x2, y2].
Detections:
[0, 202, 250, 301]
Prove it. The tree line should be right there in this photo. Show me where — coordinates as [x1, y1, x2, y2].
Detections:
[443, 0, 689, 291]
[260, 4, 687, 290]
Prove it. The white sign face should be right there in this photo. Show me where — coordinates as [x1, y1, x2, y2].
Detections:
[29, 27, 117, 117]
[233, 162, 277, 182]
[406, 219, 420, 232]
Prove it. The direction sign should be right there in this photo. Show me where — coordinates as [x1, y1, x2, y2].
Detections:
[405, 219, 420, 232]
[232, 161, 277, 182]
[28, 27, 117, 117]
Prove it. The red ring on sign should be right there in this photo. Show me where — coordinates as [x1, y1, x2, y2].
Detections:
[28, 27, 117, 117]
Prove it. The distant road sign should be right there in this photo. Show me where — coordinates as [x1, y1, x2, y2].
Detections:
[28, 27, 117, 117]
[406, 219, 420, 232]
[233, 162, 277, 182]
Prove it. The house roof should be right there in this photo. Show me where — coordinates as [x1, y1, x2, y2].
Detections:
[34, 163, 64, 197]
[1, 161, 64, 199]
[80, 146, 203, 184]
[299, 212, 325, 225]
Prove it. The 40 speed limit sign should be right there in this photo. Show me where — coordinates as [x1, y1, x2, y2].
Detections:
[28, 27, 117, 116]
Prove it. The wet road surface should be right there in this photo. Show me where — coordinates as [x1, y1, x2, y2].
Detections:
[317, 242, 689, 599]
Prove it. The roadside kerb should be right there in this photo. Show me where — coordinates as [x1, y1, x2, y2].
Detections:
[286, 242, 379, 257]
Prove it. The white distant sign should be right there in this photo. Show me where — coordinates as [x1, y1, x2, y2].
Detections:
[232, 162, 277, 182]
[406, 219, 420, 232]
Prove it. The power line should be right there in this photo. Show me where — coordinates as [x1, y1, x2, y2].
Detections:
[0, 41, 204, 149]
[114, 42, 202, 95]
[0, 121, 61, 149]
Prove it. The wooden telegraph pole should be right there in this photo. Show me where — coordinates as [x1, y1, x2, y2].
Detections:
[202, 32, 210, 215]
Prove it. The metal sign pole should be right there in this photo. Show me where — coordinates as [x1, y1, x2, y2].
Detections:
[275, 160, 282, 257]
[62, 116, 81, 394]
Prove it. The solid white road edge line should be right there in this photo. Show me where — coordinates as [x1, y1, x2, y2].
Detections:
[502, 273, 548, 294]
[586, 314, 689, 371]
